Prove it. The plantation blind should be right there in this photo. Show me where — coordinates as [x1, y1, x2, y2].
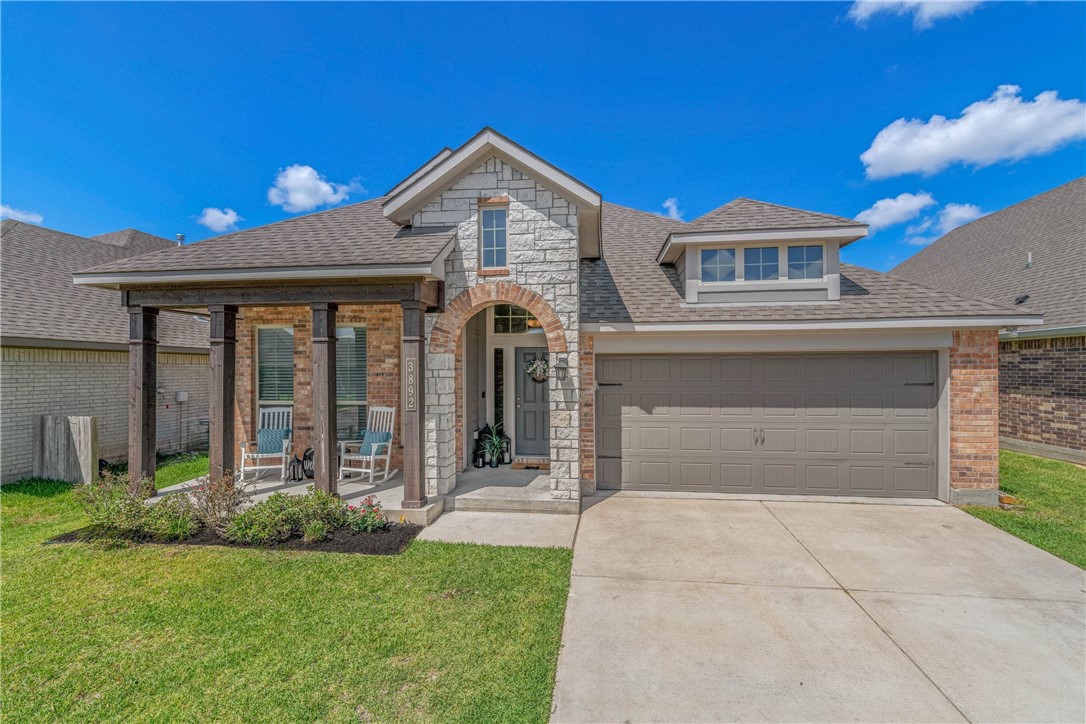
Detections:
[336, 327, 367, 402]
[257, 327, 295, 402]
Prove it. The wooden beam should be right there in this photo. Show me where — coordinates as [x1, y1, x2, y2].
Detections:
[401, 300, 428, 509]
[128, 306, 158, 494]
[208, 305, 237, 480]
[311, 303, 338, 495]
[125, 282, 423, 308]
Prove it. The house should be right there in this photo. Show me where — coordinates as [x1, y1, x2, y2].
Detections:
[893, 178, 1085, 465]
[1, 221, 211, 482]
[73, 128, 1040, 512]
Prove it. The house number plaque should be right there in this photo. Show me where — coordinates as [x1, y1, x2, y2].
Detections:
[405, 357, 417, 411]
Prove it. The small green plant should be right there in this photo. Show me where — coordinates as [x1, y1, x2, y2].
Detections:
[226, 488, 351, 545]
[143, 496, 201, 541]
[481, 421, 505, 466]
[348, 495, 388, 533]
[73, 472, 150, 533]
[302, 519, 329, 544]
[189, 474, 247, 536]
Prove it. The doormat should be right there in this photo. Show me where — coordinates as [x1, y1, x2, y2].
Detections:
[511, 461, 550, 471]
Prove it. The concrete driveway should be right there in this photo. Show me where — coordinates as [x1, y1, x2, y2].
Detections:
[552, 496, 1085, 723]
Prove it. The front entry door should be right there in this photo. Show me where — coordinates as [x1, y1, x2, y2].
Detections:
[514, 347, 550, 457]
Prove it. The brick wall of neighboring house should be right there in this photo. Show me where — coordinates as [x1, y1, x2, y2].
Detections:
[998, 335, 1086, 462]
[949, 330, 1000, 503]
[234, 304, 403, 473]
[578, 333, 595, 495]
[0, 346, 209, 483]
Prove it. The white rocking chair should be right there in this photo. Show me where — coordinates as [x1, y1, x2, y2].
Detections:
[339, 406, 397, 484]
[239, 406, 292, 481]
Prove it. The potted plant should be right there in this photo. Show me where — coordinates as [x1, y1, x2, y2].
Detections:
[482, 423, 504, 468]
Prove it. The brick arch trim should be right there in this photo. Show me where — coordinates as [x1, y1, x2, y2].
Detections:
[429, 282, 569, 354]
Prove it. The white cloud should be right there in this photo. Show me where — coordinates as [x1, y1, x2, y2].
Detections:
[856, 191, 936, 231]
[905, 217, 934, 235]
[937, 202, 985, 232]
[849, 1, 984, 29]
[904, 235, 937, 246]
[662, 197, 684, 221]
[267, 165, 363, 213]
[0, 204, 44, 224]
[197, 207, 242, 233]
[862, 85, 1086, 179]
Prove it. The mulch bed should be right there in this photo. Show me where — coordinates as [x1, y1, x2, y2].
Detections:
[47, 523, 423, 556]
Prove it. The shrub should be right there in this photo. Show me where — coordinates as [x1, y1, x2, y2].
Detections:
[302, 519, 329, 544]
[73, 472, 150, 533]
[189, 474, 247, 536]
[143, 496, 201, 541]
[348, 495, 388, 533]
[225, 489, 350, 545]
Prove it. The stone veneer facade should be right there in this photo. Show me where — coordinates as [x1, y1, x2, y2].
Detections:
[415, 157, 581, 500]
[998, 335, 1085, 463]
[949, 330, 1000, 504]
[233, 304, 404, 473]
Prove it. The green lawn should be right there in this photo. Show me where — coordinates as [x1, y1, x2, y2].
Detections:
[104, 451, 210, 488]
[964, 450, 1086, 569]
[1, 462, 573, 722]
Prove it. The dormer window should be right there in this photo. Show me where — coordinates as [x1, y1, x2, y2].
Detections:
[700, 248, 736, 282]
[744, 246, 779, 281]
[480, 206, 508, 269]
[787, 245, 824, 279]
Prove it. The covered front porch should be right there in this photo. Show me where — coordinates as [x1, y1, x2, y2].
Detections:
[119, 278, 442, 511]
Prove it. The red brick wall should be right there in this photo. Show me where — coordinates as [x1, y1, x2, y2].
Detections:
[950, 330, 1000, 493]
[579, 334, 595, 494]
[999, 336, 1086, 454]
[235, 304, 403, 471]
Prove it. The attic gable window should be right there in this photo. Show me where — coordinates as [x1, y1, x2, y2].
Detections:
[480, 206, 508, 269]
[701, 248, 736, 282]
[744, 246, 779, 281]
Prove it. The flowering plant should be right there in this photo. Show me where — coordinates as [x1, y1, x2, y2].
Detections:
[348, 495, 388, 533]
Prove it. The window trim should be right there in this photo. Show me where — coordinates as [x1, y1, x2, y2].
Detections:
[335, 325, 368, 441]
[256, 324, 295, 411]
[479, 202, 509, 270]
[697, 242, 828, 287]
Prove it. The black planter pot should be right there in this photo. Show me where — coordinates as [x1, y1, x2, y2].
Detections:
[489, 458, 500, 468]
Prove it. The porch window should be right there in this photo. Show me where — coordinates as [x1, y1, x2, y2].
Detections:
[744, 246, 780, 281]
[480, 207, 507, 268]
[787, 244, 824, 279]
[493, 304, 537, 334]
[336, 326, 367, 440]
[257, 327, 294, 419]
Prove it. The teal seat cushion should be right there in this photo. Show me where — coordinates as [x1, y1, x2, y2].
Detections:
[257, 428, 290, 455]
[360, 430, 392, 457]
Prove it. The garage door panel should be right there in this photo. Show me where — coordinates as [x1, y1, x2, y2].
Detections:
[596, 352, 938, 498]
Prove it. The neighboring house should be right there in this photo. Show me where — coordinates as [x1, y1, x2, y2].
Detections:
[1, 221, 211, 482]
[74, 128, 1039, 510]
[893, 178, 1085, 465]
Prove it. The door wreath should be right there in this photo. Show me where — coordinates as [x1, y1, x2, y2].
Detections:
[524, 356, 549, 383]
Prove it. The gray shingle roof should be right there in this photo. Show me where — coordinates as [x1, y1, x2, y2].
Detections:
[77, 197, 455, 276]
[686, 197, 865, 233]
[1, 221, 209, 350]
[581, 202, 1033, 324]
[892, 177, 1085, 333]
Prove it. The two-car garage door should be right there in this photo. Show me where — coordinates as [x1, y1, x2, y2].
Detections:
[595, 352, 939, 498]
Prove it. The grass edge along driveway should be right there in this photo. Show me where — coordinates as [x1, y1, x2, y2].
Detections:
[964, 450, 1086, 569]
[1, 462, 572, 723]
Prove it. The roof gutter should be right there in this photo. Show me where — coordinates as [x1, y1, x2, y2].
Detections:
[581, 315, 1044, 333]
[1001, 324, 1086, 340]
[2, 336, 209, 355]
[73, 261, 445, 290]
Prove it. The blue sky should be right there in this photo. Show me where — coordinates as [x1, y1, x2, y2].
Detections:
[2, 1, 1083, 271]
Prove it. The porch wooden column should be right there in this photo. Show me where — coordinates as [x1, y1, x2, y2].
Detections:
[208, 305, 237, 480]
[127, 305, 158, 493]
[401, 300, 427, 508]
[311, 302, 338, 495]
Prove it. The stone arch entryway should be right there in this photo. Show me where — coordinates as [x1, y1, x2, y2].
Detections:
[425, 282, 578, 501]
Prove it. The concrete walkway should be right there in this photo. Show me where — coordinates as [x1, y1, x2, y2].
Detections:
[417, 510, 578, 548]
[552, 497, 1086, 723]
